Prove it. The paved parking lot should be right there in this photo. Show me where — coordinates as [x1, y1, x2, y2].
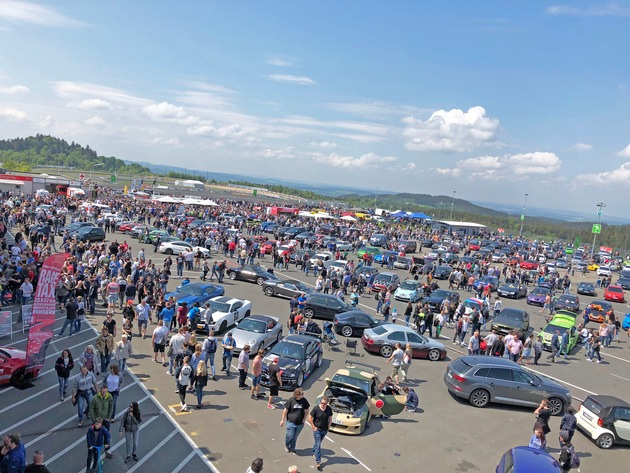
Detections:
[3, 235, 629, 472]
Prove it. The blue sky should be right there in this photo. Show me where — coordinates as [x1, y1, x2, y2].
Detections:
[1, 1, 629, 218]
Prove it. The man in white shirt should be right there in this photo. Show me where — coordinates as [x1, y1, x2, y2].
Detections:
[136, 299, 152, 339]
[493, 297, 502, 316]
[167, 327, 186, 376]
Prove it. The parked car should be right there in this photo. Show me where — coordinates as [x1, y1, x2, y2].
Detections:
[226, 264, 280, 285]
[539, 311, 579, 352]
[576, 395, 630, 448]
[554, 294, 580, 313]
[230, 315, 283, 355]
[0, 347, 44, 387]
[393, 256, 413, 270]
[394, 279, 423, 302]
[433, 265, 453, 280]
[261, 279, 314, 299]
[616, 277, 630, 291]
[444, 356, 572, 415]
[165, 282, 225, 308]
[577, 282, 596, 296]
[604, 285, 625, 303]
[586, 300, 614, 324]
[424, 289, 461, 315]
[526, 287, 551, 306]
[75, 226, 106, 243]
[597, 265, 612, 277]
[491, 308, 530, 336]
[203, 296, 252, 334]
[302, 294, 358, 321]
[497, 283, 528, 299]
[362, 324, 447, 360]
[60, 221, 96, 235]
[260, 334, 323, 389]
[371, 272, 400, 293]
[158, 240, 210, 256]
[473, 275, 499, 292]
[496, 447, 562, 473]
[333, 311, 382, 337]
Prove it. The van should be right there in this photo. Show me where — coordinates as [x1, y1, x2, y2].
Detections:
[398, 240, 417, 253]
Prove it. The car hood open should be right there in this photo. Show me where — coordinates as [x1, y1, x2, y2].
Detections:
[325, 379, 369, 405]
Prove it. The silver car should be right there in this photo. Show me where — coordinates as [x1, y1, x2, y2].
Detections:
[444, 356, 572, 415]
[231, 315, 283, 355]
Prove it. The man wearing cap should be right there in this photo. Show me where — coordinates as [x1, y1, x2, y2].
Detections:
[267, 355, 283, 409]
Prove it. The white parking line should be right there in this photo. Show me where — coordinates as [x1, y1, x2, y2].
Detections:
[602, 352, 630, 363]
[341, 447, 372, 471]
[171, 451, 198, 473]
[125, 430, 179, 473]
[611, 373, 630, 381]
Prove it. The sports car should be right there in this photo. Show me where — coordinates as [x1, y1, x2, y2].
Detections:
[205, 296, 252, 334]
[317, 361, 406, 435]
[226, 264, 280, 285]
[394, 279, 423, 302]
[577, 282, 596, 296]
[335, 240, 354, 251]
[158, 240, 210, 256]
[230, 315, 283, 354]
[260, 334, 323, 389]
[586, 300, 614, 324]
[0, 346, 45, 387]
[362, 324, 447, 360]
[461, 297, 485, 315]
[539, 312, 579, 353]
[497, 283, 527, 299]
[356, 247, 380, 259]
[165, 282, 225, 307]
[588, 263, 599, 271]
[554, 294, 580, 313]
[261, 279, 314, 299]
[373, 251, 397, 264]
[604, 285, 625, 303]
[526, 287, 551, 306]
[520, 260, 540, 270]
[472, 275, 499, 293]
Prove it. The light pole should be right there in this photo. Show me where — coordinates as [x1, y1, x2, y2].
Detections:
[374, 187, 378, 209]
[591, 202, 606, 256]
[519, 193, 529, 236]
[450, 190, 456, 220]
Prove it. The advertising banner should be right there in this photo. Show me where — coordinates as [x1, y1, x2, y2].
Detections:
[0, 310, 12, 340]
[21, 304, 33, 333]
[25, 253, 68, 370]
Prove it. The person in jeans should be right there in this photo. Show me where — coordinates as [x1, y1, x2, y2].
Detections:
[587, 334, 602, 363]
[308, 396, 333, 471]
[71, 365, 98, 427]
[221, 332, 236, 375]
[237, 345, 250, 389]
[280, 388, 310, 453]
[119, 401, 142, 463]
[201, 330, 218, 381]
[55, 348, 74, 402]
[86, 418, 110, 473]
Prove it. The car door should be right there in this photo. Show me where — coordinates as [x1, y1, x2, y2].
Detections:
[369, 378, 406, 416]
[405, 332, 425, 358]
[323, 298, 343, 320]
[612, 407, 630, 442]
[510, 369, 543, 407]
[232, 301, 244, 323]
[281, 282, 297, 298]
[241, 266, 255, 282]
[484, 368, 514, 402]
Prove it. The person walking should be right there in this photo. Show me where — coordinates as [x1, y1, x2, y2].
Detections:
[175, 356, 192, 412]
[86, 418, 111, 473]
[386, 342, 404, 384]
[558, 431, 575, 473]
[24, 449, 50, 473]
[267, 356, 283, 409]
[251, 348, 264, 400]
[103, 364, 123, 424]
[55, 349, 74, 402]
[56, 297, 78, 337]
[559, 330, 570, 359]
[308, 396, 333, 471]
[167, 327, 186, 376]
[89, 384, 114, 438]
[400, 343, 413, 382]
[72, 365, 99, 427]
[238, 345, 250, 389]
[151, 320, 169, 366]
[586, 334, 602, 363]
[194, 360, 208, 409]
[114, 334, 133, 373]
[534, 399, 552, 436]
[280, 388, 310, 453]
[95, 327, 115, 375]
[221, 332, 236, 376]
[202, 330, 218, 381]
[559, 406, 578, 446]
[546, 330, 561, 363]
[119, 401, 142, 463]
[533, 335, 544, 365]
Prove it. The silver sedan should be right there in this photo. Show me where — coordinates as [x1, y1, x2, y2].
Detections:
[231, 314, 283, 355]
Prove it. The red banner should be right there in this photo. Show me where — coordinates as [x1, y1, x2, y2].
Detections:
[26, 253, 68, 370]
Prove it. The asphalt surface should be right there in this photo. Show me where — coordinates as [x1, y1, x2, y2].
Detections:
[3, 234, 629, 472]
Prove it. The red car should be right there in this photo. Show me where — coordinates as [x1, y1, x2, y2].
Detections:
[119, 222, 138, 233]
[604, 285, 625, 303]
[469, 240, 480, 251]
[520, 260, 539, 270]
[507, 256, 521, 267]
[0, 347, 42, 387]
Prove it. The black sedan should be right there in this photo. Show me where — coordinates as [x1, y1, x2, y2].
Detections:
[262, 279, 314, 299]
[333, 311, 382, 337]
[577, 282, 596, 296]
[74, 226, 106, 243]
[260, 334, 322, 389]
[616, 277, 630, 291]
[433, 265, 453, 280]
[227, 264, 280, 285]
[423, 289, 460, 314]
[555, 294, 580, 313]
[303, 294, 355, 321]
[497, 283, 528, 299]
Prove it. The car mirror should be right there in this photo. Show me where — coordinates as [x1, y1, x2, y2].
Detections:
[528, 380, 537, 386]
[267, 328, 273, 332]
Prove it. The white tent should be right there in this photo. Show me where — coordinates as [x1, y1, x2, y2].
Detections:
[199, 199, 219, 206]
[298, 211, 337, 220]
[154, 195, 179, 203]
[340, 215, 357, 222]
[182, 197, 203, 205]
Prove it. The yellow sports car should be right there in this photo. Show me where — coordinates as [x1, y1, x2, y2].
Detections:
[587, 263, 599, 271]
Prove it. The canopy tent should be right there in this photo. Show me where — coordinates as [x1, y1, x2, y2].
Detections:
[154, 195, 179, 203]
[199, 199, 219, 206]
[410, 212, 430, 219]
[390, 210, 411, 218]
[182, 197, 203, 205]
[298, 211, 337, 219]
[340, 215, 357, 221]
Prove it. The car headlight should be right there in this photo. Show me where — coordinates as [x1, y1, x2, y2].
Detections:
[352, 404, 368, 418]
[249, 339, 258, 346]
[285, 371, 297, 378]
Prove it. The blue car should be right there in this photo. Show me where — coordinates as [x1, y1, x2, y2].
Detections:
[374, 251, 397, 264]
[622, 313, 630, 331]
[496, 447, 561, 473]
[165, 282, 225, 306]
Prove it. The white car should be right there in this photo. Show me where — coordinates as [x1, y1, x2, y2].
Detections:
[328, 260, 349, 272]
[335, 240, 353, 251]
[310, 252, 334, 266]
[159, 240, 210, 256]
[597, 265, 612, 277]
[206, 296, 252, 334]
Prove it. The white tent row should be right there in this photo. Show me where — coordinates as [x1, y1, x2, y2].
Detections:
[298, 211, 337, 220]
[152, 195, 218, 206]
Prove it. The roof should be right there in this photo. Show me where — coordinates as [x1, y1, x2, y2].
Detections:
[335, 367, 377, 381]
[588, 395, 630, 408]
[248, 314, 279, 323]
[459, 355, 519, 367]
[436, 220, 487, 228]
[281, 334, 315, 345]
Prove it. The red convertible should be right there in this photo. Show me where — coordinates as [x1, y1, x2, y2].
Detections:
[0, 347, 43, 387]
[519, 260, 539, 270]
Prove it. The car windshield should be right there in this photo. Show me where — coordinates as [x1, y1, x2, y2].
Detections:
[399, 281, 418, 291]
[499, 310, 524, 320]
[270, 341, 304, 360]
[558, 296, 576, 303]
[375, 274, 392, 283]
[330, 373, 370, 394]
[582, 397, 604, 416]
[432, 290, 451, 299]
[209, 301, 231, 312]
[531, 288, 548, 295]
[178, 284, 211, 296]
[580, 283, 594, 289]
[543, 324, 571, 336]
[238, 319, 267, 334]
[608, 287, 623, 293]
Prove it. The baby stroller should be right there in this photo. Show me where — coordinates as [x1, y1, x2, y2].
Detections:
[322, 322, 339, 349]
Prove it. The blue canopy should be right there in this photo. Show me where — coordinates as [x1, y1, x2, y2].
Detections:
[410, 212, 430, 219]
[390, 211, 410, 218]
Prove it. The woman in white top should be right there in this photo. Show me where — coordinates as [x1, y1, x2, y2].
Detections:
[114, 334, 133, 373]
[104, 363, 124, 422]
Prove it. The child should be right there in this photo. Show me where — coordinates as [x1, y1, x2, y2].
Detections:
[86, 417, 111, 471]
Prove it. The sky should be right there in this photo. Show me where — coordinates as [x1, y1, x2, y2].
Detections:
[0, 1, 629, 218]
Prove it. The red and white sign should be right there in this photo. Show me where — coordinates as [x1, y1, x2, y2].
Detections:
[79, 173, 85, 179]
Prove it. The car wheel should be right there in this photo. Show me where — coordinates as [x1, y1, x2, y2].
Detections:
[428, 349, 440, 361]
[316, 352, 322, 368]
[264, 287, 274, 297]
[304, 308, 315, 319]
[379, 345, 393, 357]
[276, 332, 282, 343]
[469, 389, 490, 408]
[228, 272, 237, 280]
[547, 397, 564, 416]
[10, 368, 29, 388]
[596, 433, 614, 449]
[296, 371, 304, 387]
[165, 248, 173, 255]
[256, 277, 265, 286]
[219, 321, 227, 334]
[341, 325, 353, 337]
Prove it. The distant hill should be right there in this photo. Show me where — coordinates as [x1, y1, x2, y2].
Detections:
[0, 135, 150, 175]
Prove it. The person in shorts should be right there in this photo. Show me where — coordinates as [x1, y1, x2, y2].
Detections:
[267, 355, 283, 409]
[151, 320, 169, 365]
[250, 349, 264, 400]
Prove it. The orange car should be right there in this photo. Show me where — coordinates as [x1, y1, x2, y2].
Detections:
[585, 300, 614, 324]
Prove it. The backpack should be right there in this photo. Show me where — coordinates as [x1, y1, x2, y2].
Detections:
[568, 445, 580, 469]
[205, 337, 217, 354]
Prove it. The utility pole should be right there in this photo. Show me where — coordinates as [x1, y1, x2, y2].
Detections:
[591, 202, 606, 256]
[519, 193, 529, 236]
[450, 190, 456, 220]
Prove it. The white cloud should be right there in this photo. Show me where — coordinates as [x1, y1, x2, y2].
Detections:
[53, 81, 152, 107]
[312, 152, 397, 169]
[142, 101, 187, 120]
[0, 85, 30, 95]
[309, 141, 337, 149]
[547, 4, 630, 17]
[572, 143, 593, 151]
[85, 116, 105, 126]
[266, 55, 294, 67]
[326, 101, 430, 119]
[261, 147, 296, 160]
[434, 152, 562, 180]
[616, 144, 630, 158]
[186, 122, 249, 139]
[266, 74, 316, 85]
[0, 1, 85, 27]
[402, 106, 499, 152]
[0, 108, 28, 120]
[74, 98, 113, 110]
[576, 162, 630, 184]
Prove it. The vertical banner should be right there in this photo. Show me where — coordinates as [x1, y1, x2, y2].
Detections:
[25, 253, 68, 370]
[0, 310, 12, 340]
[21, 304, 33, 333]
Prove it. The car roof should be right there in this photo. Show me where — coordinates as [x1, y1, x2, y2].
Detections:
[458, 355, 520, 368]
[280, 334, 315, 345]
[211, 296, 238, 304]
[510, 447, 561, 471]
[380, 323, 416, 333]
[587, 395, 630, 408]
[247, 314, 278, 323]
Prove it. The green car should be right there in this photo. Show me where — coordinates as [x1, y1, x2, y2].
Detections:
[356, 246, 381, 259]
[539, 310, 579, 353]
[144, 230, 172, 244]
[564, 248, 574, 255]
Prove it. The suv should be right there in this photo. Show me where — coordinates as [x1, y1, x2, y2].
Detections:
[491, 308, 530, 336]
[576, 395, 630, 449]
[369, 233, 388, 247]
[443, 356, 571, 415]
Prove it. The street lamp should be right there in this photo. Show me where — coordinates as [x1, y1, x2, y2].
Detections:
[519, 193, 529, 236]
[591, 202, 606, 256]
[450, 190, 456, 220]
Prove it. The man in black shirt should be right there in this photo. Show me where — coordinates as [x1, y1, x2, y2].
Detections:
[308, 396, 333, 471]
[25, 450, 51, 473]
[280, 388, 310, 453]
[267, 356, 283, 409]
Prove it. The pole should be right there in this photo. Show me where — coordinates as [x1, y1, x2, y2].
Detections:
[591, 202, 606, 256]
[519, 193, 529, 236]
[450, 190, 456, 220]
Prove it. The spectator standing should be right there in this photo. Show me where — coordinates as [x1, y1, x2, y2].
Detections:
[119, 401, 142, 463]
[386, 342, 404, 384]
[308, 396, 333, 471]
[114, 334, 133, 373]
[221, 332, 236, 375]
[56, 297, 78, 337]
[400, 343, 413, 382]
[195, 360, 208, 409]
[95, 327, 115, 374]
[151, 320, 169, 366]
[175, 356, 192, 412]
[89, 384, 114, 437]
[202, 330, 218, 381]
[280, 388, 310, 453]
[103, 365, 123, 423]
[54, 348, 74, 402]
[267, 356, 283, 409]
[24, 450, 50, 473]
[238, 345, 250, 389]
[136, 299, 151, 338]
[533, 335, 544, 365]
[559, 406, 578, 446]
[558, 432, 574, 473]
[250, 349, 264, 400]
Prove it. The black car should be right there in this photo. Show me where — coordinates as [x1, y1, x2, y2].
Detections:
[497, 283, 527, 299]
[491, 308, 530, 336]
[576, 395, 630, 449]
[227, 264, 279, 285]
[294, 231, 315, 243]
[616, 277, 630, 291]
[433, 265, 453, 280]
[554, 294, 580, 313]
[262, 279, 314, 299]
[577, 282, 596, 296]
[423, 289, 460, 315]
[333, 311, 381, 337]
[260, 334, 322, 389]
[75, 226, 106, 243]
[274, 226, 290, 238]
[60, 221, 96, 235]
[421, 238, 434, 248]
[284, 227, 307, 238]
[303, 294, 355, 321]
